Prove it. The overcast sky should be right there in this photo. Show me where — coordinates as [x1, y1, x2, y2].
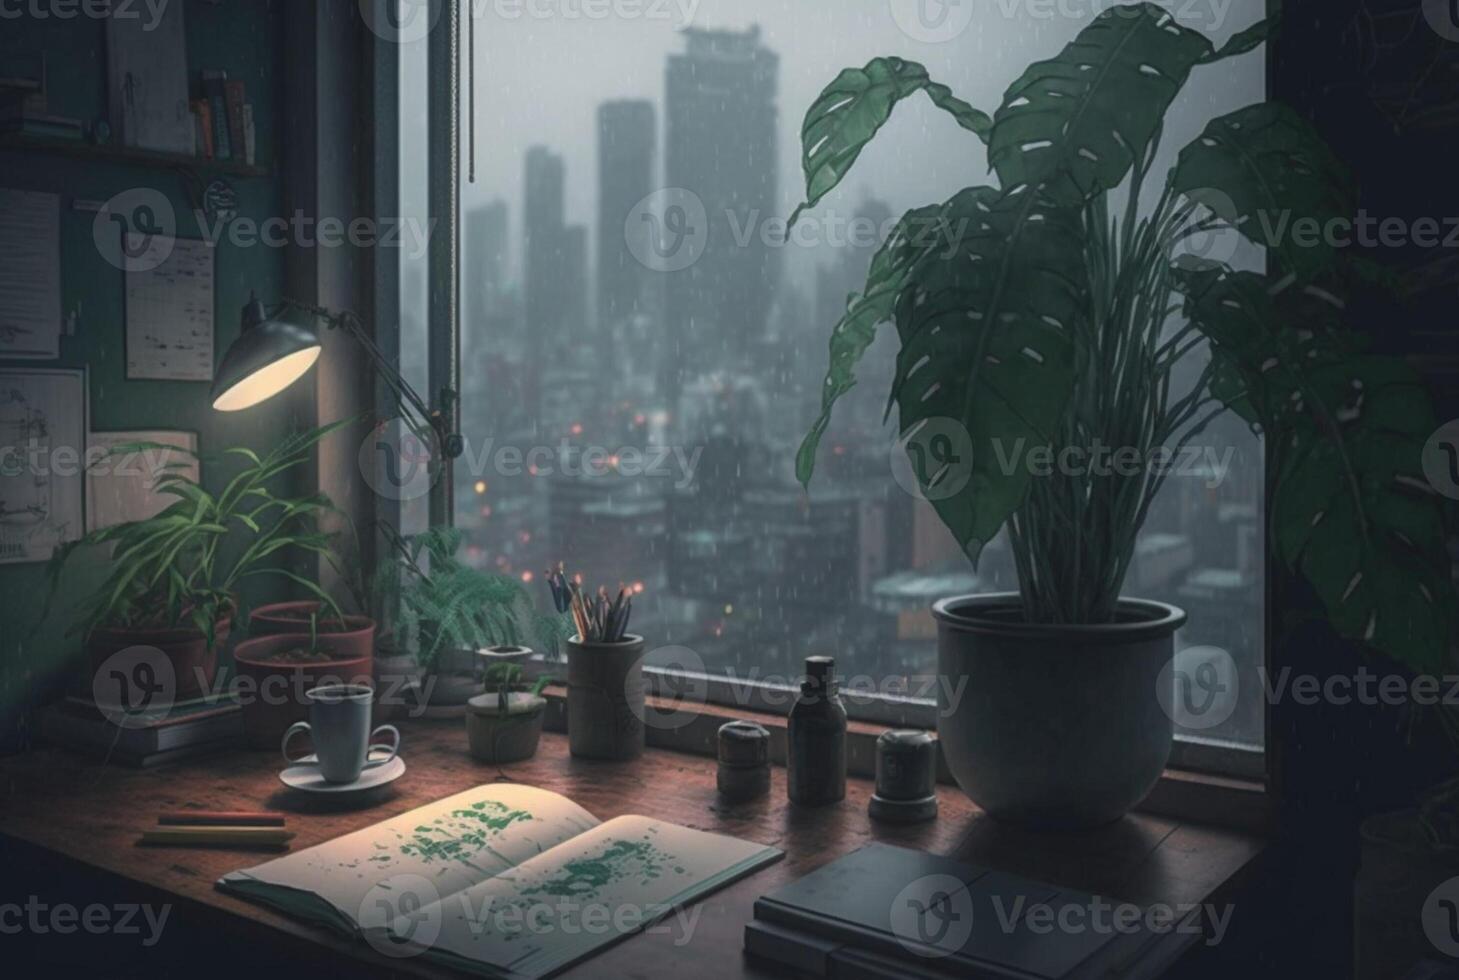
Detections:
[401, 0, 1265, 284]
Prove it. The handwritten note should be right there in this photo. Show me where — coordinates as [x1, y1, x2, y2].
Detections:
[125, 235, 215, 381]
[0, 189, 61, 359]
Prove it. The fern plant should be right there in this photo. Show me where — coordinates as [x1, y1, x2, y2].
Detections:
[374, 525, 555, 671]
[793, 5, 1455, 674]
[42, 420, 350, 647]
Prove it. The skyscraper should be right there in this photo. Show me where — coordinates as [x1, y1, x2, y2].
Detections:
[597, 100, 656, 333]
[523, 146, 567, 424]
[663, 26, 780, 411]
[465, 199, 510, 320]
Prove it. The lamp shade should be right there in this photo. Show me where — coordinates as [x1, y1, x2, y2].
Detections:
[211, 297, 323, 412]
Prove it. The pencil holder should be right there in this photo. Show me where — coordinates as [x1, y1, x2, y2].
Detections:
[565, 634, 646, 760]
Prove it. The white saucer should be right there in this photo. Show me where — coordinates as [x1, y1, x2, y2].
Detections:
[280, 749, 406, 794]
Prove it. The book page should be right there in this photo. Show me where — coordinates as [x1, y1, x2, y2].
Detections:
[219, 783, 599, 932]
[411, 815, 782, 979]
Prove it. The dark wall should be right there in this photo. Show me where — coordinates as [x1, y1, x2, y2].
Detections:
[0, 1, 319, 749]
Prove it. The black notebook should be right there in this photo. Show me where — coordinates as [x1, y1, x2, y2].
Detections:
[747, 843, 1200, 980]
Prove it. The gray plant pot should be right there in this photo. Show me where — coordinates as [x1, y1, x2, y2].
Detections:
[466, 691, 546, 764]
[933, 592, 1185, 830]
[566, 635, 646, 760]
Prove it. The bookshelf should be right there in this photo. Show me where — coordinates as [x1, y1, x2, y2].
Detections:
[0, 133, 271, 179]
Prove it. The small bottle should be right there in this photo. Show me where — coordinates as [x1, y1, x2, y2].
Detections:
[788, 656, 847, 806]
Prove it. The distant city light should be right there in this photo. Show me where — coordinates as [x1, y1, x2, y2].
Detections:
[521, 571, 534, 583]
[474, 480, 488, 494]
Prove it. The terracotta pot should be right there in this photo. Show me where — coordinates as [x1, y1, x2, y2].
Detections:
[87, 615, 233, 702]
[248, 601, 377, 666]
[233, 633, 373, 750]
[566, 634, 645, 760]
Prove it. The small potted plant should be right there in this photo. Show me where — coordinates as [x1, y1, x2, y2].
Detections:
[465, 662, 552, 764]
[378, 526, 545, 711]
[232, 613, 374, 749]
[546, 565, 645, 761]
[40, 423, 348, 702]
[248, 601, 377, 665]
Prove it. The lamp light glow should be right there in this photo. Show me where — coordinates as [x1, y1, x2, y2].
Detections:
[210, 296, 324, 412]
[212, 346, 322, 412]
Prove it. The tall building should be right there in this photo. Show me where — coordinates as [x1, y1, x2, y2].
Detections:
[523, 146, 568, 424]
[662, 26, 780, 411]
[464, 199, 509, 321]
[597, 101, 657, 334]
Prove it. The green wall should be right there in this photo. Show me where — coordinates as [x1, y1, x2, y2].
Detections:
[0, 1, 318, 747]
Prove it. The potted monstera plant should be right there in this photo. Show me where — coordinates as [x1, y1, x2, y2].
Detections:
[793, 6, 1455, 827]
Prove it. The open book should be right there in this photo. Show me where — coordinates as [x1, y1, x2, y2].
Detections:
[218, 783, 782, 978]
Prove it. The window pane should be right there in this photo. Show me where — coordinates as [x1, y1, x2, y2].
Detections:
[450, 1, 1267, 751]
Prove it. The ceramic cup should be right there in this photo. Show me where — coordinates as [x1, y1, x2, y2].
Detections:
[282, 684, 401, 783]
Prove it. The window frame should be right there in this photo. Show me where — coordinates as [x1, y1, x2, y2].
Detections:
[390, 0, 1273, 787]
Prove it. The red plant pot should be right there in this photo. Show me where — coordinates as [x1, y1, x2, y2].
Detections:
[248, 601, 377, 667]
[232, 633, 374, 750]
[87, 616, 233, 702]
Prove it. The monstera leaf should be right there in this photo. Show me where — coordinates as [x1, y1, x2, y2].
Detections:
[1178, 266, 1455, 673]
[886, 186, 1086, 563]
[989, 3, 1213, 204]
[1170, 102, 1356, 280]
[788, 57, 991, 228]
[795, 204, 947, 487]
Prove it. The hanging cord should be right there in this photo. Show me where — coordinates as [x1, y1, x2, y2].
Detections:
[468, 0, 476, 184]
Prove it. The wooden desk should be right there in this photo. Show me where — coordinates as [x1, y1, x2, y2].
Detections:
[0, 723, 1265, 977]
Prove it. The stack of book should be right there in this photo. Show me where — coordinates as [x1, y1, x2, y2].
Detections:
[745, 844, 1200, 980]
[37, 689, 243, 768]
[191, 70, 256, 164]
[0, 72, 84, 142]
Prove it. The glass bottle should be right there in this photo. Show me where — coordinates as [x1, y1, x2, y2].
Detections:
[788, 656, 847, 806]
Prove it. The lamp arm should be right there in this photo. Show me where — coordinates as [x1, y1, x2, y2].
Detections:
[277, 300, 464, 459]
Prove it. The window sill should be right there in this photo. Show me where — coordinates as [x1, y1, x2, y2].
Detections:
[539, 685, 1271, 835]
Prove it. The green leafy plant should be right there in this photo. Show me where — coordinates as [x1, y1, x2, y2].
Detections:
[482, 662, 553, 714]
[374, 525, 550, 671]
[792, 5, 1455, 674]
[42, 421, 350, 646]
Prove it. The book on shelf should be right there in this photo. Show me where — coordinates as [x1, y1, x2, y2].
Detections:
[190, 98, 214, 159]
[224, 80, 248, 161]
[200, 70, 232, 161]
[0, 116, 84, 141]
[241, 103, 256, 166]
[746, 843, 1198, 980]
[219, 783, 784, 979]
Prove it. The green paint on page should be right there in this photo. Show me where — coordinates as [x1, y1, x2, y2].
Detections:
[399, 800, 534, 866]
[520, 839, 684, 899]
